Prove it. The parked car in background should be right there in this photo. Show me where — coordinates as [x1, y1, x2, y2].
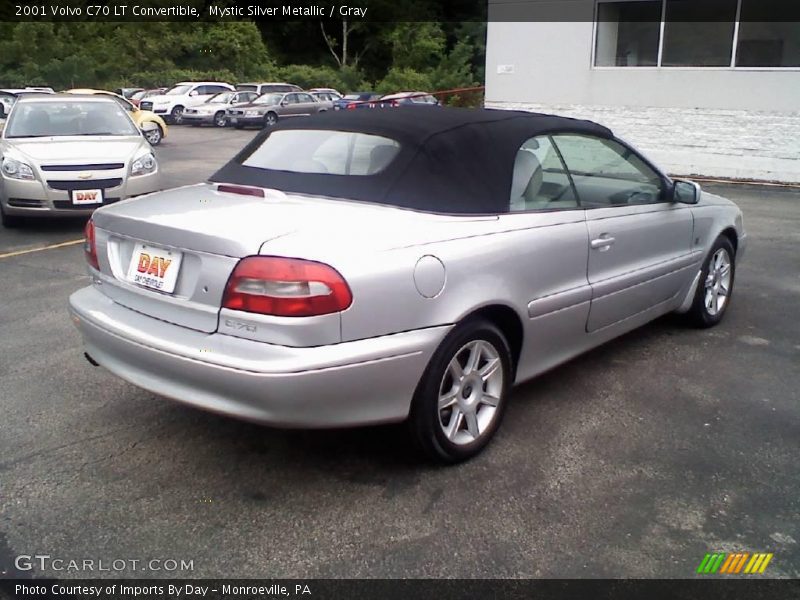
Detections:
[226, 91, 327, 129]
[0, 94, 161, 227]
[68, 107, 746, 463]
[182, 91, 259, 127]
[65, 89, 168, 146]
[115, 88, 144, 99]
[236, 82, 302, 95]
[380, 92, 441, 107]
[140, 82, 234, 125]
[335, 92, 382, 110]
[129, 88, 166, 108]
[0, 89, 55, 119]
[310, 88, 342, 100]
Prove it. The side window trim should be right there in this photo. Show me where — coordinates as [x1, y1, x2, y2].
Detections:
[548, 134, 582, 208]
[508, 134, 583, 214]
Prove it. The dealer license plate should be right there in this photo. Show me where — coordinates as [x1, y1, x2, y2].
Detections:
[126, 243, 183, 294]
[71, 189, 103, 205]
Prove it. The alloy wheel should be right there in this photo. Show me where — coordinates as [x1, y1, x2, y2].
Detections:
[704, 248, 732, 316]
[437, 340, 504, 445]
[145, 126, 162, 145]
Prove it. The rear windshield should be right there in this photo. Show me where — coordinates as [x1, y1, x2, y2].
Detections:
[207, 92, 233, 104]
[236, 85, 258, 92]
[5, 101, 139, 138]
[253, 93, 283, 105]
[241, 129, 401, 176]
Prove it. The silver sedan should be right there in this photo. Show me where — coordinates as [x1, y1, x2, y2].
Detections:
[0, 95, 161, 227]
[68, 108, 746, 463]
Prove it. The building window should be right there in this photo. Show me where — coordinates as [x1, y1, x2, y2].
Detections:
[595, 1, 662, 66]
[736, 0, 800, 67]
[662, 0, 738, 66]
[594, 0, 800, 68]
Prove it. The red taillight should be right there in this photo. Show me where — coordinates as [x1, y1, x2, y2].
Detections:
[222, 256, 352, 317]
[84, 219, 99, 270]
[346, 102, 357, 110]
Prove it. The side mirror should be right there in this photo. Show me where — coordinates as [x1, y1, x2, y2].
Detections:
[189, 90, 198, 97]
[672, 179, 700, 204]
[280, 100, 288, 106]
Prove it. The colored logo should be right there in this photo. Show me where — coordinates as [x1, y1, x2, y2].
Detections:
[697, 552, 773, 574]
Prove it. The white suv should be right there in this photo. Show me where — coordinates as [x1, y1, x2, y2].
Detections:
[140, 82, 234, 124]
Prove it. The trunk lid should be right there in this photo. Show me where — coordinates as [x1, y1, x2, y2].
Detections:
[92, 183, 299, 332]
[90, 182, 498, 332]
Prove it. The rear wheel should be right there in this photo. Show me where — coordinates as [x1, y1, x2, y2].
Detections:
[686, 235, 736, 328]
[214, 111, 227, 127]
[408, 318, 512, 463]
[144, 124, 163, 145]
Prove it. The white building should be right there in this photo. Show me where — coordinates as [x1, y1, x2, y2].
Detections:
[485, 0, 800, 182]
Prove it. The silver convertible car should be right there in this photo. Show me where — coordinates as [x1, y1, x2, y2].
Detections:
[69, 108, 746, 463]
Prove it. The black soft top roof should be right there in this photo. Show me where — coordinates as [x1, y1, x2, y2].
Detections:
[211, 107, 613, 214]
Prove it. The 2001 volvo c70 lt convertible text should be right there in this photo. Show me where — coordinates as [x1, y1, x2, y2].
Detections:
[69, 108, 746, 462]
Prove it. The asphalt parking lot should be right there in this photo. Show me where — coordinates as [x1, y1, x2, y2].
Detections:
[1, 126, 798, 579]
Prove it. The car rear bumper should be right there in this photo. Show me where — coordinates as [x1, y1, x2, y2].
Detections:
[68, 285, 449, 428]
[1, 172, 161, 217]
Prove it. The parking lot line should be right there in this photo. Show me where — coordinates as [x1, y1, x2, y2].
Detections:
[0, 238, 83, 260]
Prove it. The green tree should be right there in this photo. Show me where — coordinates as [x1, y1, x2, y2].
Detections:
[388, 22, 445, 71]
[375, 67, 433, 94]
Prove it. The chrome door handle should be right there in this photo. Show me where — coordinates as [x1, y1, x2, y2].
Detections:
[590, 236, 616, 249]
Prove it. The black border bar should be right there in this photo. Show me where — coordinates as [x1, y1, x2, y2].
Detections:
[2, 0, 800, 22]
[2, 579, 800, 600]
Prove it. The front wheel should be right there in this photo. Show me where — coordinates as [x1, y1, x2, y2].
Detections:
[408, 319, 512, 463]
[170, 105, 184, 125]
[214, 111, 227, 127]
[686, 235, 736, 328]
[264, 112, 278, 127]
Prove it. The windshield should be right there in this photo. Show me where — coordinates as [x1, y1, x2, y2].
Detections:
[165, 85, 191, 96]
[242, 129, 401, 176]
[131, 90, 147, 100]
[254, 93, 283, 105]
[207, 92, 233, 104]
[5, 101, 140, 138]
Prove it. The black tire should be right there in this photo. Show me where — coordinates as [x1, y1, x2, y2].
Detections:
[0, 204, 22, 228]
[170, 105, 184, 125]
[214, 111, 227, 128]
[264, 112, 278, 127]
[685, 235, 736, 328]
[408, 318, 512, 464]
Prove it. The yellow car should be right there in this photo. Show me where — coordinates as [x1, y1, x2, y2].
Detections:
[65, 89, 168, 145]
